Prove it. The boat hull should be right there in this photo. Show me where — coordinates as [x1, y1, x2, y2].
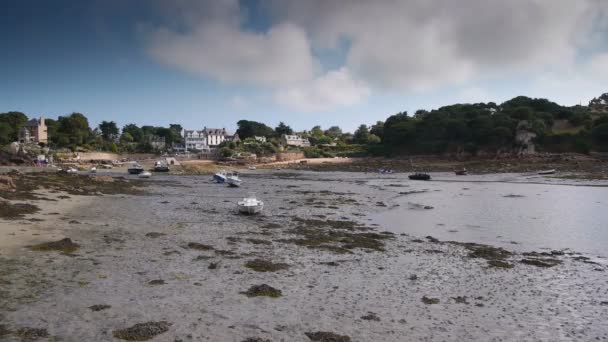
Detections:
[154, 166, 170, 172]
[238, 204, 263, 214]
[408, 173, 431, 180]
[213, 174, 226, 183]
[227, 177, 241, 187]
[128, 168, 144, 175]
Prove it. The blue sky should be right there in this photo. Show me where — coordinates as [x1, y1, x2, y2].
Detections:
[1, 0, 607, 133]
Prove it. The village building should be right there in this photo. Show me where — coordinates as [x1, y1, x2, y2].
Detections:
[19, 117, 48, 144]
[281, 134, 311, 147]
[183, 127, 235, 151]
[254, 136, 267, 143]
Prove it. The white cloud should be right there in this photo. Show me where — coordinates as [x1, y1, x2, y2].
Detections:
[148, 22, 316, 86]
[145, 0, 608, 111]
[269, 0, 606, 90]
[275, 68, 370, 111]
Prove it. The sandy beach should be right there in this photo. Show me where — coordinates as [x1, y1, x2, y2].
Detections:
[0, 170, 607, 341]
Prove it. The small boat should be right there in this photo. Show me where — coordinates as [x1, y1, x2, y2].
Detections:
[90, 167, 97, 174]
[139, 171, 152, 178]
[213, 170, 227, 183]
[248, 166, 257, 170]
[101, 164, 113, 169]
[66, 167, 78, 174]
[153, 161, 170, 172]
[238, 193, 264, 215]
[538, 169, 556, 175]
[378, 168, 393, 174]
[408, 172, 431, 180]
[454, 168, 467, 175]
[226, 171, 241, 187]
[128, 163, 144, 175]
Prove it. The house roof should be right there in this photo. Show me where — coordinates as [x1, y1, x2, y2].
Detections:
[24, 118, 42, 127]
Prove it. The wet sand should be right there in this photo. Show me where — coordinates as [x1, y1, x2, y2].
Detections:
[0, 171, 607, 341]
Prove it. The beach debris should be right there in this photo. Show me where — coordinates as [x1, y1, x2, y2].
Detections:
[423, 205, 434, 210]
[460, 243, 512, 261]
[30, 238, 80, 254]
[425, 236, 440, 243]
[452, 296, 469, 304]
[208, 262, 218, 270]
[245, 259, 289, 272]
[246, 238, 271, 245]
[242, 338, 271, 342]
[361, 312, 381, 321]
[305, 331, 351, 342]
[241, 284, 282, 298]
[89, 304, 111, 311]
[15, 327, 49, 340]
[148, 279, 165, 285]
[409, 274, 418, 280]
[503, 194, 524, 198]
[187, 242, 214, 251]
[320, 261, 340, 267]
[145, 232, 166, 238]
[112, 321, 171, 341]
[487, 260, 514, 268]
[0, 201, 40, 219]
[520, 258, 562, 267]
[421, 296, 440, 304]
[0, 325, 11, 337]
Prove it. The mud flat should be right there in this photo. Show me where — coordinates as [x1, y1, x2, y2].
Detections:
[0, 170, 607, 341]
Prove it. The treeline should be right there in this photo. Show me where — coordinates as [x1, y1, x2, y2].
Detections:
[369, 95, 608, 154]
[2, 93, 607, 156]
[0, 111, 183, 153]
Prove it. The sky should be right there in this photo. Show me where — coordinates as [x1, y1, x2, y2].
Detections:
[1, 0, 607, 133]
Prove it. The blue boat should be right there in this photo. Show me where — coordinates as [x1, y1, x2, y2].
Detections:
[213, 170, 227, 183]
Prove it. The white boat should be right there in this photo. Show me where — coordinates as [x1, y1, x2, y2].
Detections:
[248, 166, 257, 170]
[238, 193, 264, 215]
[66, 167, 78, 174]
[139, 171, 152, 178]
[226, 172, 241, 187]
[101, 164, 113, 169]
[538, 169, 556, 175]
[90, 167, 97, 173]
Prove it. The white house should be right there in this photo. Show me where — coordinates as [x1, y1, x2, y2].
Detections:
[282, 134, 311, 147]
[254, 136, 267, 143]
[184, 127, 232, 151]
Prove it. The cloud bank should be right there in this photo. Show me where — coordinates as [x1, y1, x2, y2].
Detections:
[145, 0, 608, 111]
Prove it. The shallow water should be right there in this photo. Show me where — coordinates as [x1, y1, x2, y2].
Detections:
[368, 173, 608, 257]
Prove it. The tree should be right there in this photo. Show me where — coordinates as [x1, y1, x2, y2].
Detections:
[219, 147, 234, 158]
[369, 121, 384, 140]
[324, 126, 342, 138]
[169, 124, 183, 144]
[0, 122, 12, 145]
[275, 122, 293, 136]
[54, 113, 92, 147]
[120, 132, 134, 143]
[98, 121, 119, 141]
[310, 125, 324, 138]
[236, 120, 274, 139]
[0, 111, 28, 142]
[122, 124, 144, 142]
[353, 124, 370, 144]
[592, 123, 608, 146]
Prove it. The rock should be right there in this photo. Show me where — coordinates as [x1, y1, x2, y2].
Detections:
[422, 296, 440, 304]
[0, 175, 16, 192]
[487, 260, 514, 268]
[520, 258, 562, 267]
[241, 284, 282, 298]
[30, 238, 80, 254]
[305, 331, 351, 342]
[409, 274, 418, 280]
[89, 304, 111, 311]
[148, 279, 165, 285]
[112, 321, 171, 341]
[361, 312, 381, 321]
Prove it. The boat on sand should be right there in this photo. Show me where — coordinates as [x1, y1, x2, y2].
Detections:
[238, 193, 263, 215]
[226, 171, 241, 187]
